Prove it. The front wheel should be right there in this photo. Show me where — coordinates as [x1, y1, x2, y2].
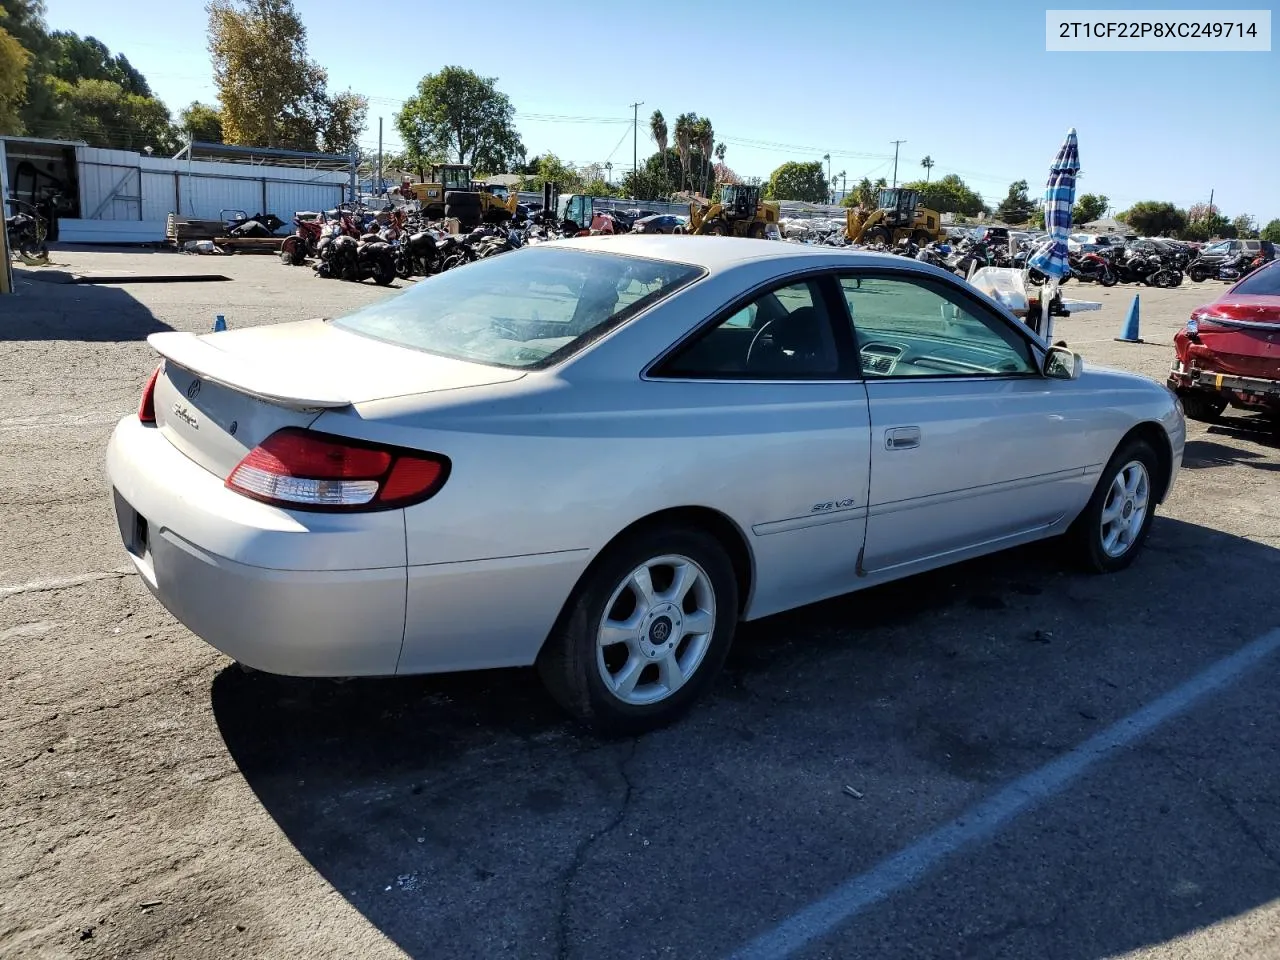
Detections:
[1188, 266, 1208, 282]
[536, 525, 739, 734]
[1098, 267, 1118, 287]
[1068, 438, 1159, 574]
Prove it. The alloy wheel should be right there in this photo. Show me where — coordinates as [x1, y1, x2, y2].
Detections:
[1100, 460, 1150, 558]
[596, 555, 716, 706]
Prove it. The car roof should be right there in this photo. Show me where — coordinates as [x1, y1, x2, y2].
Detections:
[540, 234, 909, 272]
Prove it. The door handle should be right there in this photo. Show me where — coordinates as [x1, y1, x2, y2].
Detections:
[885, 426, 921, 450]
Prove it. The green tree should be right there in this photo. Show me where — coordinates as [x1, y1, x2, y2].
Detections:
[523, 153, 584, 193]
[920, 155, 935, 182]
[1261, 219, 1280, 243]
[207, 0, 367, 151]
[621, 148, 678, 200]
[1118, 201, 1187, 237]
[178, 101, 223, 142]
[764, 160, 828, 202]
[0, 0, 56, 134]
[1072, 193, 1108, 224]
[897, 174, 985, 217]
[0, 10, 31, 131]
[48, 31, 150, 96]
[995, 179, 1034, 223]
[1231, 214, 1257, 239]
[48, 77, 178, 152]
[395, 66, 524, 175]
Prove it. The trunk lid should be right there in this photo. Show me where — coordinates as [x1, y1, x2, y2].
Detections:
[147, 319, 525, 479]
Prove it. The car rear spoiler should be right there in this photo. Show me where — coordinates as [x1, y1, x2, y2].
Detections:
[146, 331, 352, 410]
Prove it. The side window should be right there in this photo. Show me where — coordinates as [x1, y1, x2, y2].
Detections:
[656, 279, 842, 378]
[840, 276, 1036, 378]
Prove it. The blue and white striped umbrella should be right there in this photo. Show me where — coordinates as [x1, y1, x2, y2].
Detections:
[1027, 128, 1081, 282]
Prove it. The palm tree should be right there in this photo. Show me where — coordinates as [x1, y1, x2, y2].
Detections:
[837, 169, 847, 203]
[650, 110, 668, 181]
[715, 142, 726, 162]
[674, 112, 696, 193]
[920, 155, 935, 182]
[693, 118, 714, 196]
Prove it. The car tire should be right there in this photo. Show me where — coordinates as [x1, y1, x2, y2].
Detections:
[536, 525, 739, 735]
[1068, 438, 1160, 574]
[1181, 393, 1227, 423]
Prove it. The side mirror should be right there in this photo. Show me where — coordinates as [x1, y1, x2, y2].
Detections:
[1043, 344, 1082, 380]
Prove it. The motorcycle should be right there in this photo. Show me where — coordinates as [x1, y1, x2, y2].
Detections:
[314, 228, 396, 285]
[1217, 251, 1266, 282]
[1067, 251, 1117, 286]
[393, 229, 445, 279]
[279, 214, 326, 266]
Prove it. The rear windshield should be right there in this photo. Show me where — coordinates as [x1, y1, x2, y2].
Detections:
[332, 247, 703, 369]
[1230, 262, 1280, 296]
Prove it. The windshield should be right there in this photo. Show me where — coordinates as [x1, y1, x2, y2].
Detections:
[332, 248, 703, 369]
[1230, 262, 1280, 296]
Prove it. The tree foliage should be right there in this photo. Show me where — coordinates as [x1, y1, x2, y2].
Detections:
[1261, 219, 1280, 243]
[207, 0, 367, 152]
[0, 12, 30, 131]
[995, 179, 1034, 223]
[48, 31, 150, 96]
[179, 101, 224, 143]
[1072, 193, 1108, 224]
[1117, 201, 1187, 237]
[396, 66, 524, 175]
[764, 160, 828, 203]
[1231, 214, 1257, 239]
[896, 174, 985, 216]
[50, 77, 178, 152]
[0, 1, 180, 146]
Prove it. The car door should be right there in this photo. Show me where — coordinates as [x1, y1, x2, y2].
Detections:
[837, 270, 1093, 577]
[648, 273, 871, 618]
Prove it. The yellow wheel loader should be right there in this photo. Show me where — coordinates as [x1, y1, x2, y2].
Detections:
[406, 164, 519, 226]
[845, 188, 943, 247]
[688, 184, 780, 238]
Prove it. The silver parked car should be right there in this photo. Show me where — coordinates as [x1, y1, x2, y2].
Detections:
[107, 237, 1185, 732]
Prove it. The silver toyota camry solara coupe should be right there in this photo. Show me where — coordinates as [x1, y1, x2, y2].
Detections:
[107, 236, 1185, 732]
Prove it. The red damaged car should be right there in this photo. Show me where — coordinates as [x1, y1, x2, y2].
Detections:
[1168, 258, 1280, 422]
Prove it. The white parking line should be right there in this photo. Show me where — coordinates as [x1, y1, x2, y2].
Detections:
[0, 569, 132, 599]
[726, 627, 1280, 960]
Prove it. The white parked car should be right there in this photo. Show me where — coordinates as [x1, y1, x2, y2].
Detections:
[107, 237, 1185, 732]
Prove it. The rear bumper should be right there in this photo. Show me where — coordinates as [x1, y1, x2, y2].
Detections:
[107, 415, 408, 676]
[105, 415, 590, 677]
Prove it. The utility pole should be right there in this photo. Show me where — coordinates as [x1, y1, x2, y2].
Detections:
[376, 117, 383, 201]
[1207, 187, 1214, 215]
[630, 101, 644, 190]
[890, 140, 906, 189]
[823, 153, 831, 203]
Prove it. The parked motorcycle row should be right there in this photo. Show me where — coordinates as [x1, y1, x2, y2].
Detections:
[278, 202, 580, 285]
[796, 229, 1275, 289]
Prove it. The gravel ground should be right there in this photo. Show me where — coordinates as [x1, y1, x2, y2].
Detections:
[2, 249, 1278, 960]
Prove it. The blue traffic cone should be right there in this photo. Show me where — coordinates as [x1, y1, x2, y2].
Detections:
[212, 314, 227, 332]
[1114, 294, 1142, 343]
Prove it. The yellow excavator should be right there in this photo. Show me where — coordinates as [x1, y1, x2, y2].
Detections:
[405, 164, 519, 225]
[688, 184, 780, 238]
[846, 188, 943, 246]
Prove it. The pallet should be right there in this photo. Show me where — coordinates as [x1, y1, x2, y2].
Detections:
[212, 236, 284, 254]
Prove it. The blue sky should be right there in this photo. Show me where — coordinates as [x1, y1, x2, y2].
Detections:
[44, 0, 1279, 223]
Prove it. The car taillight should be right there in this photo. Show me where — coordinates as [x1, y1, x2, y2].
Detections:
[138, 364, 162, 424]
[226, 428, 449, 512]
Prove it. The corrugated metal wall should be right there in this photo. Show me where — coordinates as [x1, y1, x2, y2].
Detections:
[76, 146, 348, 225]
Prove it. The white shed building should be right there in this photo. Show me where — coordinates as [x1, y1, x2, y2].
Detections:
[2, 136, 354, 244]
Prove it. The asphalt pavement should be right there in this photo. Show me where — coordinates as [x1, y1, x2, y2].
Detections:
[2, 250, 1278, 960]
